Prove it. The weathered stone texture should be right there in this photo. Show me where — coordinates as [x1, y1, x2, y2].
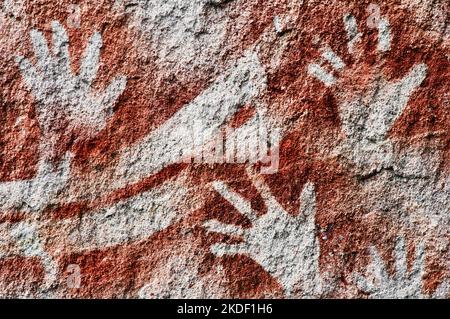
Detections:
[0, 0, 448, 298]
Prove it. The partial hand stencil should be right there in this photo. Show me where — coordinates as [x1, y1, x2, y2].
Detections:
[352, 237, 448, 298]
[16, 21, 126, 138]
[307, 8, 428, 177]
[204, 167, 323, 297]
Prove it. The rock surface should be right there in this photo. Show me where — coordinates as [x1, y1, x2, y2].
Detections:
[0, 0, 448, 298]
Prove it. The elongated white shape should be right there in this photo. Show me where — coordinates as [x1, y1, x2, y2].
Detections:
[113, 51, 267, 188]
[204, 172, 323, 297]
[307, 63, 336, 87]
[377, 18, 391, 52]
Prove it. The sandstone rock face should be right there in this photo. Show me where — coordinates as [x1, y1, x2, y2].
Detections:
[0, 0, 448, 298]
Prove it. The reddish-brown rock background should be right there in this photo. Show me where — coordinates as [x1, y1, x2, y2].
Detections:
[0, 0, 448, 298]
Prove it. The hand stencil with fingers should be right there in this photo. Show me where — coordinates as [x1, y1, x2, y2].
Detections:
[16, 21, 127, 141]
[204, 168, 323, 297]
[307, 9, 428, 177]
[351, 237, 448, 299]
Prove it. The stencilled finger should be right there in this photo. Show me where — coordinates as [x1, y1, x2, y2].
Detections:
[307, 47, 345, 87]
[394, 237, 408, 279]
[321, 47, 346, 71]
[376, 17, 391, 52]
[395, 63, 428, 97]
[343, 13, 361, 54]
[298, 182, 316, 220]
[366, 4, 391, 52]
[51, 21, 71, 71]
[412, 241, 426, 276]
[369, 246, 389, 281]
[79, 31, 102, 86]
[352, 272, 375, 293]
[30, 29, 51, 71]
[246, 166, 285, 214]
[203, 219, 245, 237]
[307, 63, 336, 87]
[210, 243, 248, 257]
[212, 181, 258, 223]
